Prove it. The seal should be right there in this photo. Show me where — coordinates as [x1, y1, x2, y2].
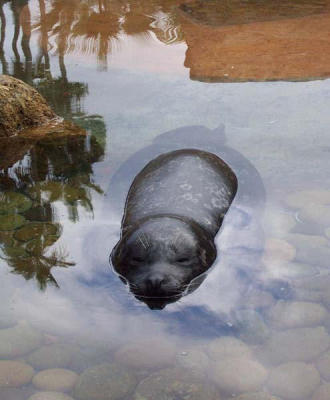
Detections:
[111, 148, 237, 309]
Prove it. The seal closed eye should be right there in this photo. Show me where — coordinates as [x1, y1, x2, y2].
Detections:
[111, 149, 237, 309]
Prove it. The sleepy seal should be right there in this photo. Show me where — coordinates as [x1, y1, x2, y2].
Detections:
[111, 149, 237, 309]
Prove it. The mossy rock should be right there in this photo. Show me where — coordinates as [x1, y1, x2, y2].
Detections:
[14, 222, 60, 242]
[0, 192, 32, 215]
[26, 235, 59, 255]
[1, 246, 27, 258]
[64, 186, 86, 204]
[0, 214, 26, 231]
[0, 231, 14, 246]
[27, 182, 63, 203]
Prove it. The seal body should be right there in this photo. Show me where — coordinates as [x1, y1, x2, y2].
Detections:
[111, 149, 237, 309]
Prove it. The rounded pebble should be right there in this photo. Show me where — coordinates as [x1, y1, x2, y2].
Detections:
[14, 222, 59, 242]
[0, 192, 32, 214]
[212, 357, 268, 394]
[0, 214, 26, 231]
[316, 349, 330, 380]
[207, 336, 252, 360]
[0, 322, 43, 358]
[28, 393, 74, 400]
[0, 361, 34, 387]
[175, 348, 210, 376]
[299, 205, 330, 227]
[134, 367, 219, 400]
[234, 392, 281, 400]
[262, 238, 296, 263]
[27, 344, 75, 370]
[267, 362, 320, 400]
[74, 363, 137, 400]
[114, 338, 176, 369]
[269, 301, 328, 329]
[261, 326, 330, 364]
[312, 383, 330, 400]
[285, 190, 330, 209]
[32, 369, 78, 392]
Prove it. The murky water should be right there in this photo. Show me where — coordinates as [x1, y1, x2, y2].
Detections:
[1, 1, 330, 399]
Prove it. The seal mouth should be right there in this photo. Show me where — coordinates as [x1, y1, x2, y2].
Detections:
[134, 294, 182, 310]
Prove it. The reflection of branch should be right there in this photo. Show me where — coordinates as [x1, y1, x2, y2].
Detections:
[0, 0, 8, 74]
[2, 245, 75, 291]
[11, 1, 21, 61]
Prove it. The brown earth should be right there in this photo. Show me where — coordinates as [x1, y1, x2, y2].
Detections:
[180, 1, 330, 82]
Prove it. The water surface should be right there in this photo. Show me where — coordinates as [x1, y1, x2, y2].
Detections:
[1, 1, 330, 399]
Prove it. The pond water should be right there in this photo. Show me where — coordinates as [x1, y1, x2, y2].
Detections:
[1, 0, 330, 399]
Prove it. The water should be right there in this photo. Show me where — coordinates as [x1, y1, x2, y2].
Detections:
[1, 1, 330, 399]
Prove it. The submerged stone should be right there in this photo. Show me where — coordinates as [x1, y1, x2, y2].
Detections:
[0, 214, 26, 231]
[299, 205, 330, 227]
[0, 321, 43, 358]
[260, 326, 330, 365]
[286, 233, 330, 268]
[0, 231, 14, 246]
[269, 300, 328, 329]
[267, 362, 320, 400]
[0, 192, 32, 215]
[14, 222, 60, 242]
[74, 363, 137, 400]
[0, 361, 34, 387]
[0, 387, 33, 400]
[316, 349, 330, 380]
[27, 344, 75, 370]
[285, 190, 330, 210]
[262, 238, 296, 263]
[175, 348, 210, 376]
[28, 393, 75, 400]
[312, 383, 330, 400]
[207, 336, 252, 360]
[32, 369, 78, 392]
[212, 357, 268, 394]
[234, 393, 281, 400]
[114, 338, 176, 370]
[134, 367, 219, 400]
[26, 236, 59, 256]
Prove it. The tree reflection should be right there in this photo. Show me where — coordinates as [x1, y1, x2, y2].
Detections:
[0, 127, 105, 289]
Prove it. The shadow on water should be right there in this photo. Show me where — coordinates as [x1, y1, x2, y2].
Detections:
[105, 124, 277, 337]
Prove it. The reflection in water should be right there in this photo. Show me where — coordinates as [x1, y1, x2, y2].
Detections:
[181, 0, 330, 82]
[2, 0, 330, 81]
[0, 132, 104, 289]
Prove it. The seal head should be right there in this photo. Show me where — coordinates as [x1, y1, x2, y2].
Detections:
[111, 216, 216, 309]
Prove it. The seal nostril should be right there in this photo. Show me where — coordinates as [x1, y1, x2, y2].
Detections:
[145, 277, 165, 291]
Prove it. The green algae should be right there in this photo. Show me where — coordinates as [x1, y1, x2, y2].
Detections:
[26, 235, 59, 256]
[14, 222, 60, 242]
[0, 192, 32, 215]
[0, 214, 26, 231]
[0, 231, 14, 247]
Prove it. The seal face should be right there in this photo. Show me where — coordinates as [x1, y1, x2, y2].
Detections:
[111, 149, 237, 309]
